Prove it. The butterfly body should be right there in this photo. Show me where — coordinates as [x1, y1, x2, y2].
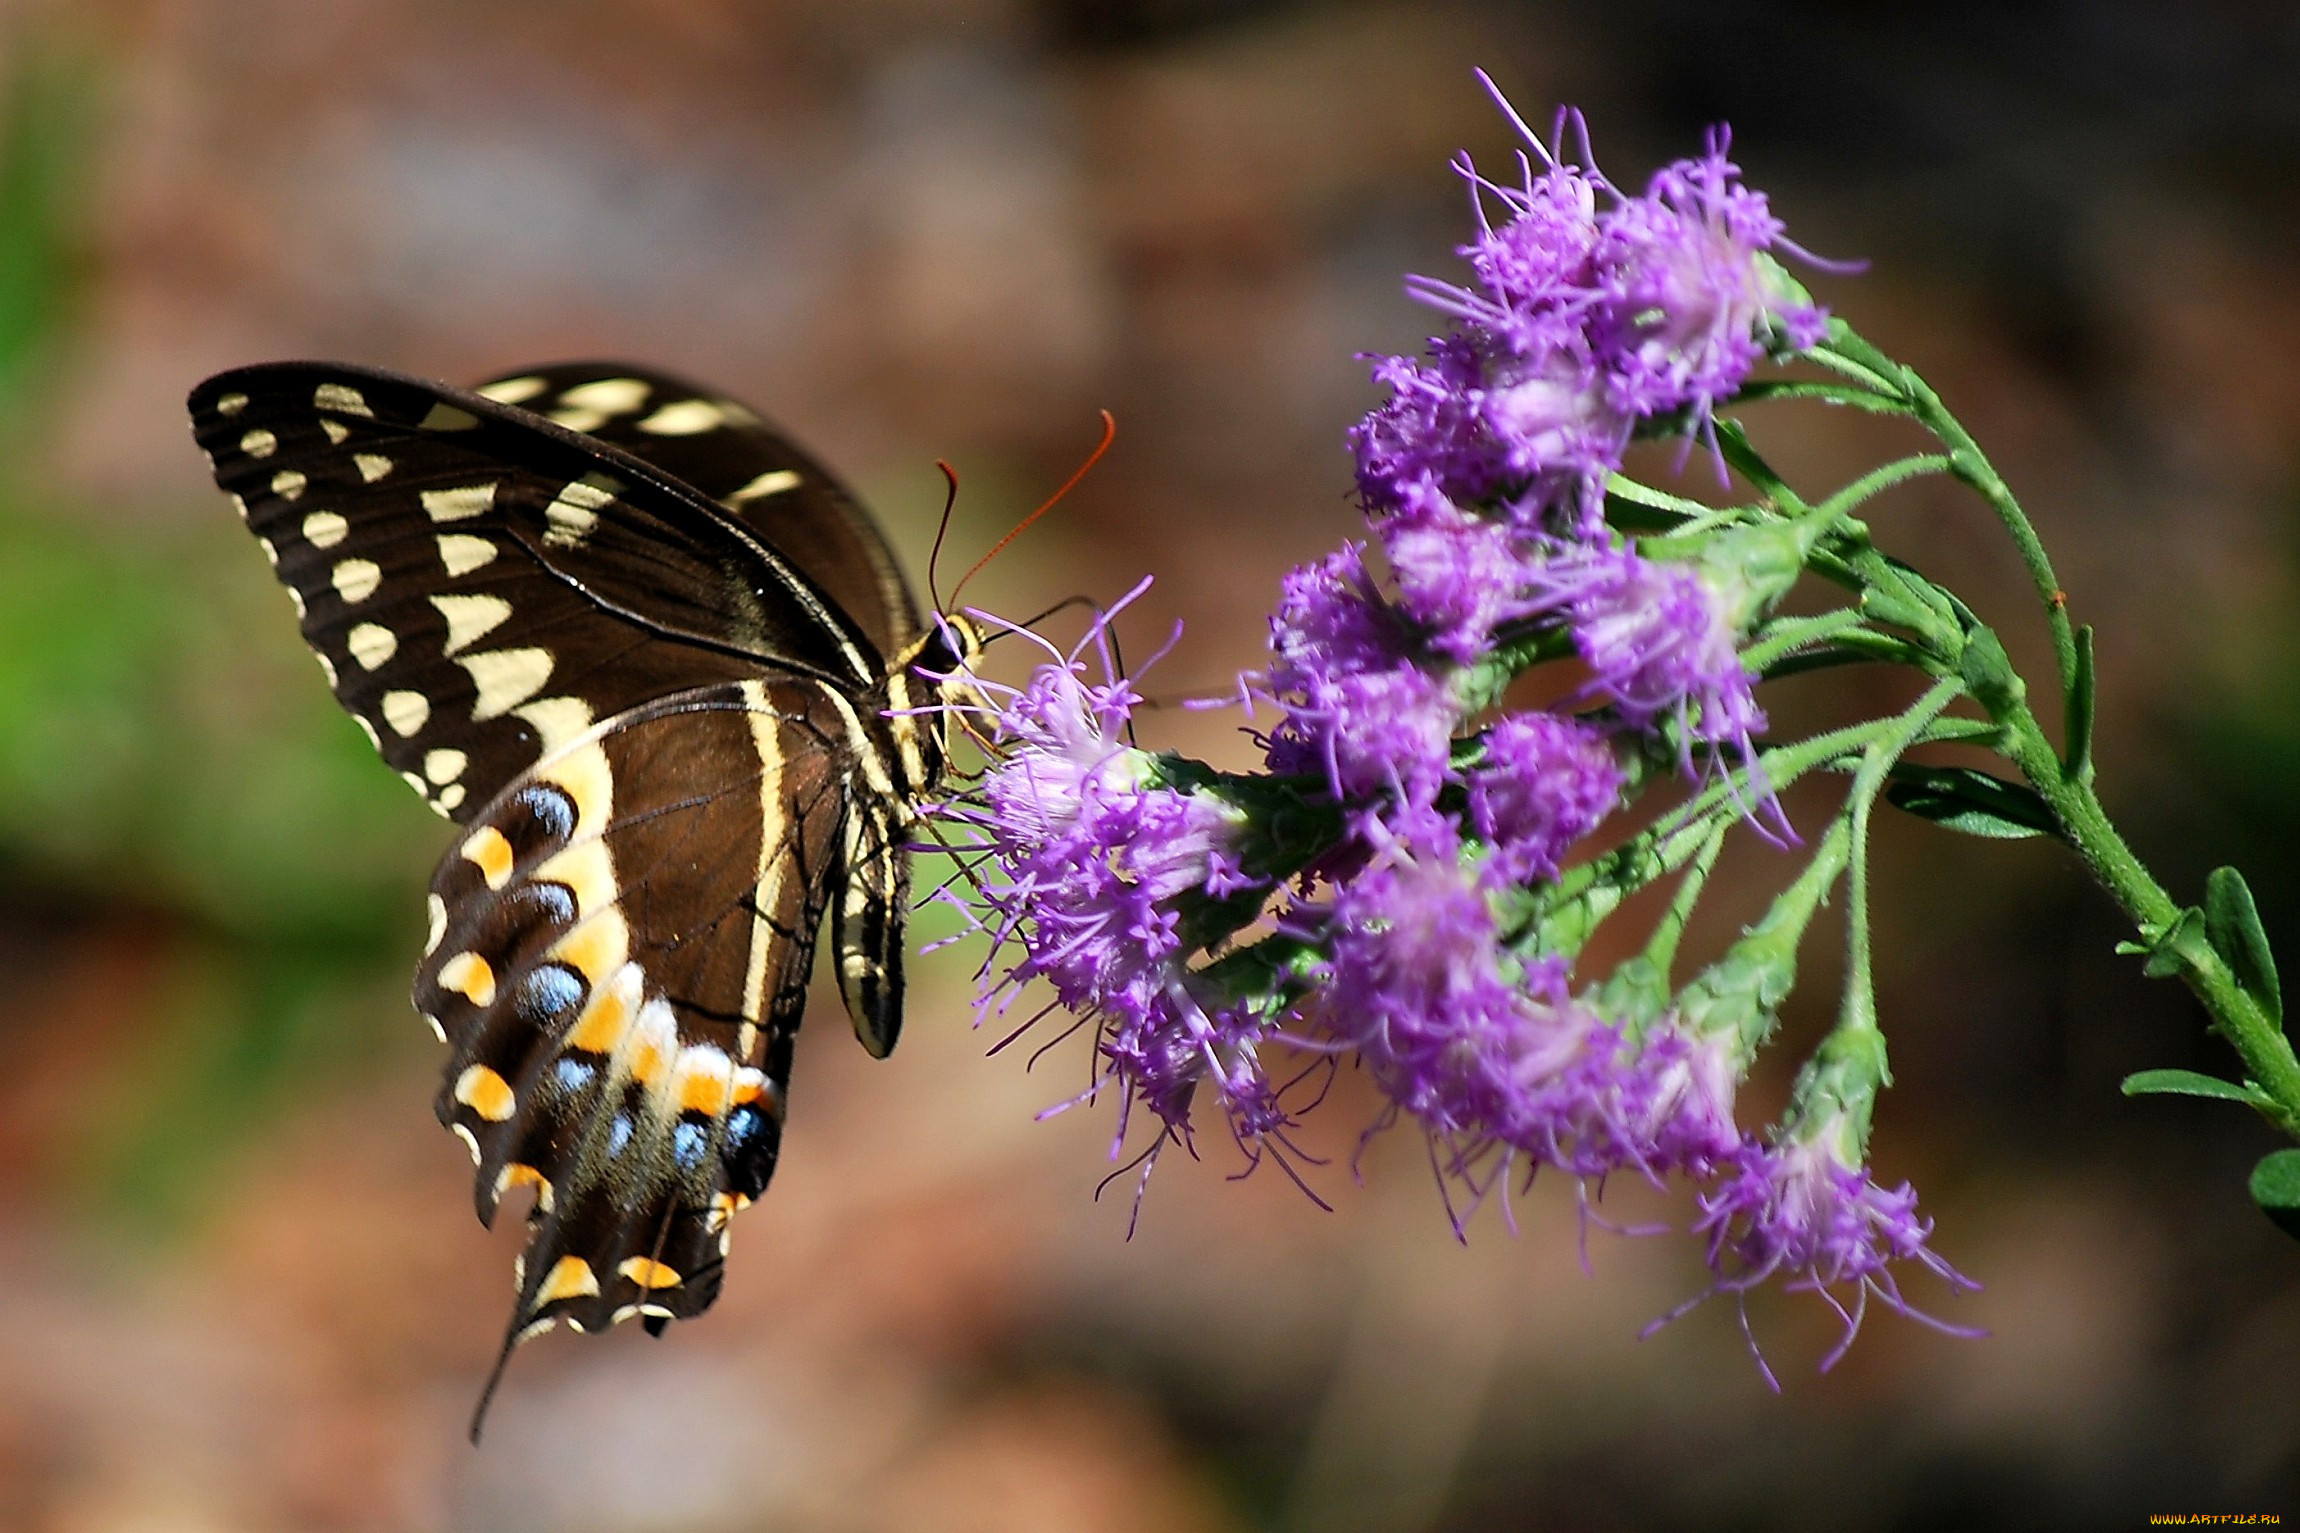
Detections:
[188, 361, 964, 1380]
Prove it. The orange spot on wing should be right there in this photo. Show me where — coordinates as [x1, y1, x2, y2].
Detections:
[455, 1064, 515, 1122]
[564, 976, 635, 1054]
[439, 951, 497, 1007]
[461, 825, 516, 889]
[618, 1257, 682, 1290]
[535, 1255, 599, 1305]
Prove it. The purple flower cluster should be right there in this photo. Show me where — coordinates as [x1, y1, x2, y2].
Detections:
[1320, 805, 1739, 1203]
[932, 93, 1967, 1379]
[1265, 108, 1813, 813]
[934, 593, 1281, 1157]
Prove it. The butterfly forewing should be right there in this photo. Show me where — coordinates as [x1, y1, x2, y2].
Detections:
[465, 363, 923, 661]
[190, 362, 883, 819]
[189, 359, 951, 1405]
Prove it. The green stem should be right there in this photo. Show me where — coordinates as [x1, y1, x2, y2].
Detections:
[1992, 696, 2300, 1136]
[1829, 321, 2081, 706]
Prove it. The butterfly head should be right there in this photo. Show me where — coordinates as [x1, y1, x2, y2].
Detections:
[880, 613, 983, 798]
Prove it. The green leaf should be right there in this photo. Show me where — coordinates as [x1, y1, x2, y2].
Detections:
[2249, 1149, 2300, 1243]
[1885, 763, 2061, 840]
[2139, 907, 2207, 979]
[2120, 1068, 2267, 1105]
[2064, 624, 2096, 785]
[2205, 865, 2283, 1029]
[1954, 615, 2026, 716]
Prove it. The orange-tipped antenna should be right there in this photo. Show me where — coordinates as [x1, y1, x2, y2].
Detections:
[948, 410, 1116, 612]
[926, 458, 963, 616]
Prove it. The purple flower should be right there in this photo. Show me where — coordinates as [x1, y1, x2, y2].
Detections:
[1521, 541, 1765, 759]
[1353, 102, 1830, 534]
[1462, 711, 1623, 882]
[1596, 130, 1829, 421]
[1379, 499, 1537, 662]
[1319, 808, 1669, 1187]
[1693, 1123, 1980, 1372]
[1261, 544, 1462, 802]
[938, 594, 1280, 1152]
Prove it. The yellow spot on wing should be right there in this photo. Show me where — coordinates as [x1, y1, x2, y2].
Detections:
[461, 825, 515, 889]
[622, 996, 677, 1088]
[437, 534, 497, 576]
[303, 509, 347, 547]
[559, 377, 650, 414]
[314, 382, 373, 417]
[512, 696, 595, 755]
[437, 783, 466, 812]
[535, 1255, 599, 1304]
[319, 418, 350, 445]
[497, 1163, 554, 1212]
[636, 398, 725, 435]
[724, 468, 801, 506]
[216, 392, 247, 416]
[477, 375, 547, 404]
[670, 1045, 734, 1116]
[534, 839, 615, 917]
[347, 622, 396, 669]
[271, 469, 307, 500]
[421, 484, 497, 522]
[424, 747, 467, 786]
[439, 950, 497, 1006]
[454, 1063, 515, 1121]
[618, 1257, 682, 1289]
[543, 473, 619, 548]
[424, 893, 447, 956]
[354, 452, 393, 482]
[332, 559, 382, 603]
[548, 911, 629, 987]
[459, 647, 554, 721]
[240, 428, 277, 458]
[430, 592, 512, 655]
[381, 690, 430, 736]
[421, 402, 479, 431]
[536, 742, 613, 838]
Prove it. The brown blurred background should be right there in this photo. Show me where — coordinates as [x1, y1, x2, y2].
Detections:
[0, 1, 2296, 1528]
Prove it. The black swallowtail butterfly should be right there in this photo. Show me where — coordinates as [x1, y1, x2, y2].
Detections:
[188, 360, 971, 1427]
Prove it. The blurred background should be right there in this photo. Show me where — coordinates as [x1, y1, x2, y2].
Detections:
[0, 1, 2296, 1528]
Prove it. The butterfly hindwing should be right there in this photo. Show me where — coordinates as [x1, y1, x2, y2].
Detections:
[418, 679, 852, 1340]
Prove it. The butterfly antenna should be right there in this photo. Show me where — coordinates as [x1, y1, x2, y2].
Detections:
[926, 458, 962, 616]
[949, 410, 1116, 612]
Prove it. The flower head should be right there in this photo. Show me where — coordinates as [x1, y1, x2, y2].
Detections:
[1596, 131, 1829, 420]
[1462, 710, 1623, 883]
[936, 588, 1279, 1152]
[1522, 541, 1765, 759]
[1260, 544, 1463, 802]
[1693, 1118, 1980, 1372]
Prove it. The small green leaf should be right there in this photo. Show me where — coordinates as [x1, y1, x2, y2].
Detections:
[1885, 764, 2061, 840]
[1954, 617, 2025, 716]
[2120, 1068, 2266, 1105]
[2205, 866, 2282, 1029]
[2249, 1149, 2300, 1243]
[2063, 624, 2095, 785]
[2141, 907, 2207, 978]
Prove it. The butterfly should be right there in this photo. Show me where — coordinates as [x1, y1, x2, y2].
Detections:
[187, 360, 973, 1424]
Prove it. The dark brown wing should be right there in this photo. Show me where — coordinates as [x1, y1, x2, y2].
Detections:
[189, 362, 883, 820]
[417, 680, 851, 1367]
[465, 363, 923, 660]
